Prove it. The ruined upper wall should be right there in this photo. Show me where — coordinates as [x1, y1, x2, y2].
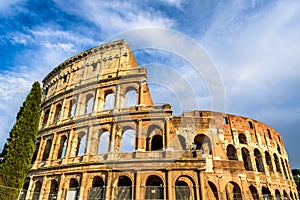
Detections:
[42, 40, 139, 100]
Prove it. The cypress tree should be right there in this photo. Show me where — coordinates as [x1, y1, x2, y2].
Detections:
[0, 81, 41, 199]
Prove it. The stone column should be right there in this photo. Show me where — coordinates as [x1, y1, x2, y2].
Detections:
[199, 170, 206, 200]
[57, 174, 65, 200]
[79, 173, 88, 200]
[39, 176, 47, 200]
[25, 177, 34, 200]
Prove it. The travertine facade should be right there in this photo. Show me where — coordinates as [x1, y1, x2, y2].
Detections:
[23, 40, 298, 200]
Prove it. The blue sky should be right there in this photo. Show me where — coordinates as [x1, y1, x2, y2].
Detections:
[1, 0, 300, 168]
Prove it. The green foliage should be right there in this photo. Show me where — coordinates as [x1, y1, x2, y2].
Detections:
[0, 82, 41, 199]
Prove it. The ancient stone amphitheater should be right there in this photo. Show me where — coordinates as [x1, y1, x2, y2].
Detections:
[23, 40, 298, 200]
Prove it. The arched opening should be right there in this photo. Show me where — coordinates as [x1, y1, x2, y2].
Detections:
[249, 185, 259, 200]
[226, 145, 238, 160]
[238, 133, 247, 144]
[68, 99, 76, 117]
[194, 134, 212, 155]
[48, 180, 58, 200]
[98, 130, 109, 154]
[85, 94, 94, 114]
[277, 144, 282, 154]
[76, 132, 86, 156]
[31, 141, 40, 164]
[66, 178, 80, 200]
[265, 151, 273, 172]
[285, 159, 292, 180]
[145, 175, 164, 200]
[175, 176, 195, 200]
[20, 180, 29, 200]
[42, 109, 50, 126]
[54, 104, 62, 122]
[32, 181, 41, 200]
[281, 158, 288, 179]
[120, 128, 135, 152]
[262, 187, 272, 200]
[208, 181, 218, 200]
[104, 92, 115, 110]
[88, 176, 105, 200]
[254, 149, 265, 172]
[178, 135, 187, 150]
[274, 153, 281, 173]
[283, 190, 289, 200]
[241, 147, 253, 171]
[146, 126, 163, 151]
[225, 181, 241, 200]
[124, 88, 137, 108]
[117, 176, 132, 200]
[267, 129, 272, 139]
[42, 139, 52, 161]
[275, 189, 281, 200]
[57, 135, 68, 159]
[290, 191, 293, 200]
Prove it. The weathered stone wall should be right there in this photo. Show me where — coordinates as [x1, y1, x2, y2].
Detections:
[24, 40, 298, 200]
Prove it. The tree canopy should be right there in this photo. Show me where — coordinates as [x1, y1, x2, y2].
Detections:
[0, 81, 41, 199]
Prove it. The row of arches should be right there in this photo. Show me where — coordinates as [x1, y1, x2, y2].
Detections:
[41, 87, 138, 127]
[23, 176, 298, 200]
[226, 144, 292, 180]
[32, 124, 168, 163]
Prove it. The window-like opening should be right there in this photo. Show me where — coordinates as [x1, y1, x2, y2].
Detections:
[31, 141, 40, 164]
[249, 185, 259, 200]
[254, 149, 265, 172]
[283, 190, 289, 200]
[124, 88, 137, 108]
[278, 135, 281, 142]
[66, 178, 80, 200]
[225, 181, 241, 200]
[265, 151, 273, 172]
[88, 176, 105, 200]
[57, 135, 68, 159]
[178, 135, 187, 150]
[267, 129, 272, 139]
[117, 176, 132, 200]
[175, 181, 190, 200]
[32, 181, 42, 200]
[76, 132, 87, 156]
[54, 104, 62, 122]
[42, 139, 52, 161]
[98, 130, 109, 154]
[277, 144, 282, 154]
[241, 147, 253, 171]
[85, 94, 94, 114]
[194, 134, 212, 155]
[281, 158, 288, 179]
[208, 181, 218, 200]
[275, 189, 281, 200]
[248, 121, 254, 129]
[68, 99, 76, 117]
[238, 133, 247, 144]
[48, 180, 58, 200]
[226, 144, 238, 160]
[63, 74, 68, 83]
[104, 91, 115, 110]
[145, 175, 164, 200]
[262, 187, 272, 200]
[92, 63, 97, 71]
[223, 116, 228, 124]
[20, 181, 30, 200]
[146, 126, 163, 151]
[121, 128, 135, 152]
[290, 191, 293, 200]
[274, 153, 281, 172]
[42, 109, 50, 126]
[285, 159, 292, 180]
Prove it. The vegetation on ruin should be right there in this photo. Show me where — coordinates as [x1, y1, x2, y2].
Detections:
[0, 82, 41, 199]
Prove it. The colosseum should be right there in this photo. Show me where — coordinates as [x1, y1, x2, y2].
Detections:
[22, 40, 298, 200]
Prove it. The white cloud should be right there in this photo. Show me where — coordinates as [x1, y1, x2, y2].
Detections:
[53, 0, 175, 37]
[0, 0, 25, 16]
